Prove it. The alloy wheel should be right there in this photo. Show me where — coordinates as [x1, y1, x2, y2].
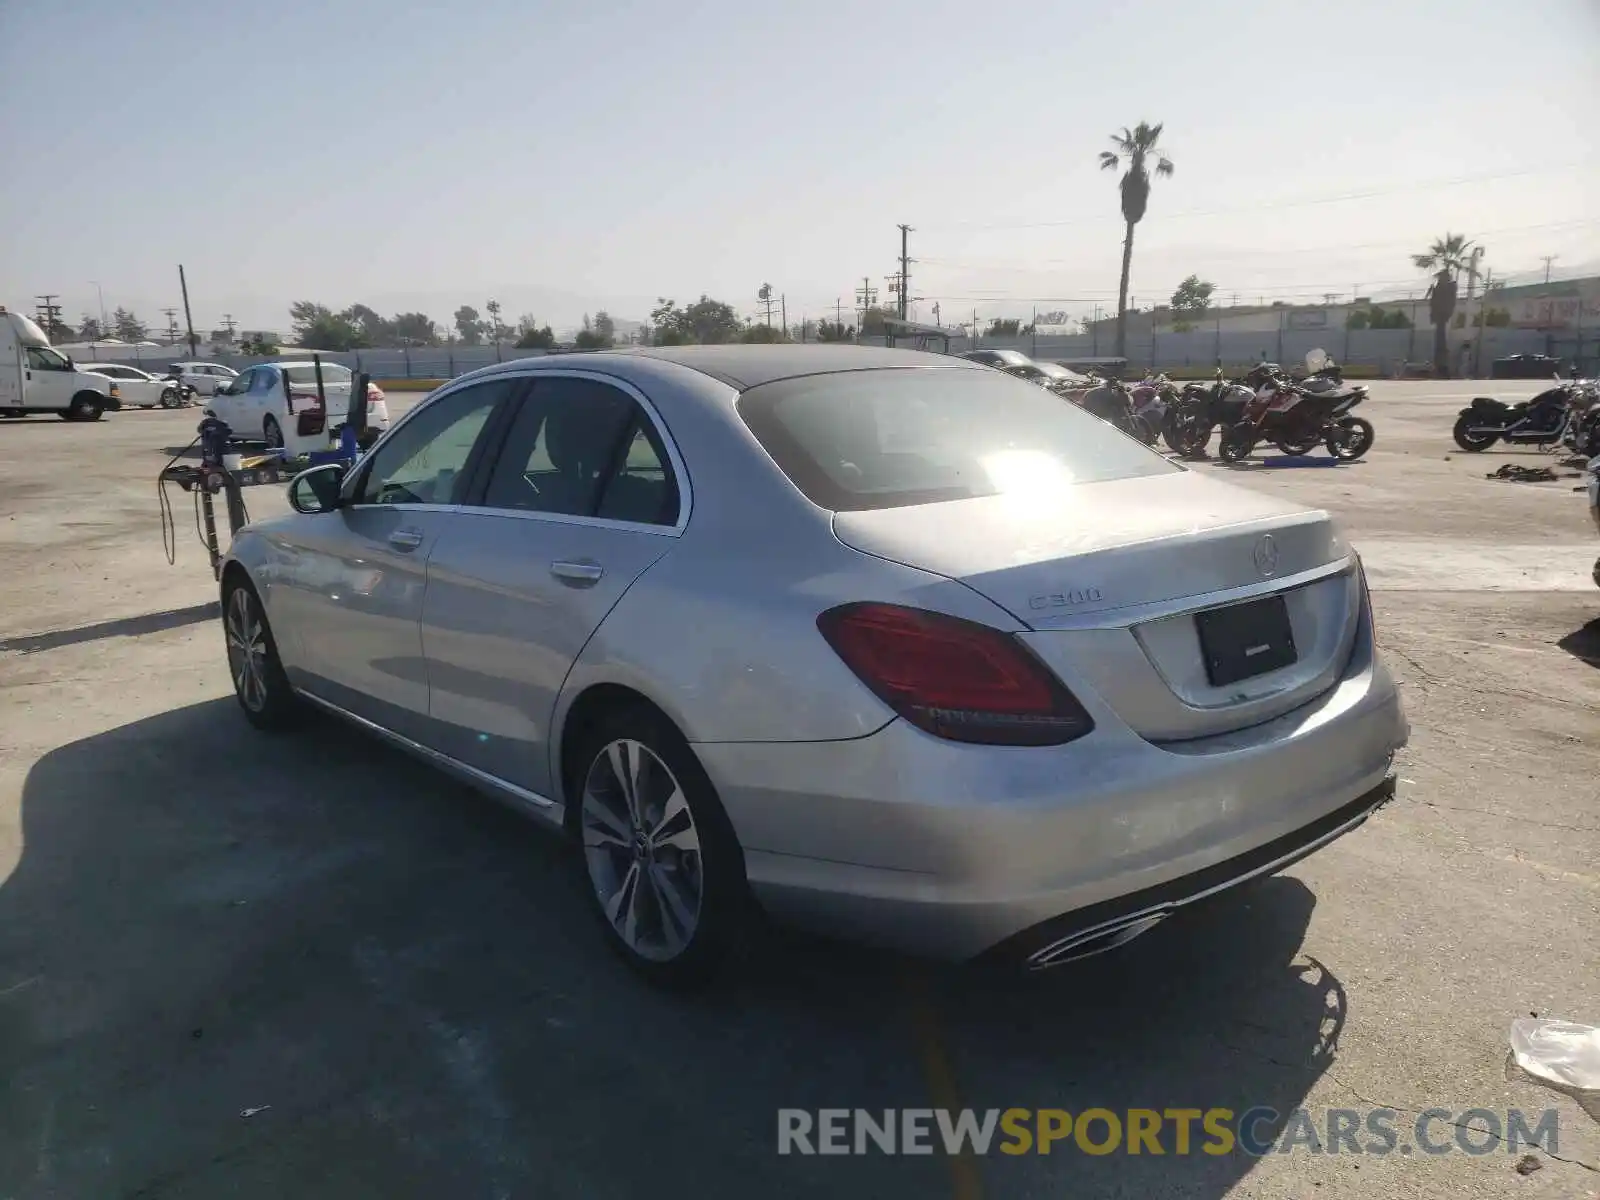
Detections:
[264, 417, 284, 449]
[580, 738, 704, 963]
[225, 588, 269, 713]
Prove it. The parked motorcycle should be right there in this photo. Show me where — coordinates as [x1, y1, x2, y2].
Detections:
[1077, 375, 1157, 444]
[1452, 376, 1597, 453]
[1162, 371, 1254, 455]
[1130, 372, 1180, 435]
[1217, 352, 1373, 462]
[159, 370, 199, 408]
[1588, 454, 1600, 589]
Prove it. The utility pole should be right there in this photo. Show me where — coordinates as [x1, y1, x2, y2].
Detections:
[160, 308, 181, 343]
[1473, 268, 1495, 377]
[221, 313, 238, 342]
[1031, 306, 1038, 357]
[1464, 246, 1484, 304]
[835, 297, 843, 332]
[34, 295, 63, 339]
[89, 281, 107, 333]
[781, 294, 787, 340]
[897, 224, 912, 321]
[972, 308, 979, 347]
[932, 301, 941, 327]
[177, 265, 198, 357]
[855, 277, 877, 341]
[1540, 255, 1558, 285]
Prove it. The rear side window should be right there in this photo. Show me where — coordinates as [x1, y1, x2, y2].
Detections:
[737, 366, 1179, 512]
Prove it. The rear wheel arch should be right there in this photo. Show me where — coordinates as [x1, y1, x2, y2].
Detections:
[558, 683, 679, 829]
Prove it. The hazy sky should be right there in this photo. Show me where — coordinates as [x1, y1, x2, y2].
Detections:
[3, 0, 1596, 334]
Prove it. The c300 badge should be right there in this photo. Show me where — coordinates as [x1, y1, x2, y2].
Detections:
[1029, 587, 1104, 610]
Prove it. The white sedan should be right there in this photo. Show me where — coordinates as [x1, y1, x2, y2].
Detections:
[207, 361, 390, 455]
[79, 363, 182, 409]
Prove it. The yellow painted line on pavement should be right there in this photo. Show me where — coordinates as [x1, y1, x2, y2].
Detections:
[903, 968, 986, 1200]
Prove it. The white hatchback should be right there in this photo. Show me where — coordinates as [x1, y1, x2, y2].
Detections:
[207, 361, 390, 454]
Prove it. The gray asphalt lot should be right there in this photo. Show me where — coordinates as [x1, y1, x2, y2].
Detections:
[1, 379, 1597, 1199]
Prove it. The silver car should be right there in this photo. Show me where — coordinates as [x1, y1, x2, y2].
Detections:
[221, 346, 1408, 984]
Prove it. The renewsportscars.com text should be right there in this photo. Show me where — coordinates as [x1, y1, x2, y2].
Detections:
[777, 1107, 1562, 1158]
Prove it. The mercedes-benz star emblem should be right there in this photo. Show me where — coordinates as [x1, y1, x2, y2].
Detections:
[1253, 533, 1280, 577]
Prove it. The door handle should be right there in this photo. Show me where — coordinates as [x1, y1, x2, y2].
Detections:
[551, 559, 604, 586]
[388, 528, 424, 550]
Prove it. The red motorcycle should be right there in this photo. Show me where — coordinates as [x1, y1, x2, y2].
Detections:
[1217, 355, 1374, 462]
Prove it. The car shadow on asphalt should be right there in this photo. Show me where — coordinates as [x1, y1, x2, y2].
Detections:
[2, 699, 1337, 1200]
[1557, 618, 1600, 668]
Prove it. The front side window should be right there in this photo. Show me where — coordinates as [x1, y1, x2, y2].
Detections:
[222, 369, 253, 395]
[737, 366, 1179, 513]
[26, 347, 70, 372]
[478, 377, 679, 525]
[352, 379, 511, 506]
[250, 368, 276, 394]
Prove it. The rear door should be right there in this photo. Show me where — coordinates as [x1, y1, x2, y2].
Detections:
[418, 372, 685, 796]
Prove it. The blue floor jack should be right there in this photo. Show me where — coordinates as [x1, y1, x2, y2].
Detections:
[159, 370, 374, 580]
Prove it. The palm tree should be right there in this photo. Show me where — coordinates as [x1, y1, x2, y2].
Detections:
[1412, 233, 1474, 377]
[1100, 122, 1174, 358]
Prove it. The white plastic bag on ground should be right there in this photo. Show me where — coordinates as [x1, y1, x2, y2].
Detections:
[1509, 1018, 1600, 1120]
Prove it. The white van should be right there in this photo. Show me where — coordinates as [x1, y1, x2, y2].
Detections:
[0, 307, 123, 420]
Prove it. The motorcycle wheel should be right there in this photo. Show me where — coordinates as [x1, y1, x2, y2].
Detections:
[1218, 428, 1256, 463]
[1327, 416, 1375, 461]
[1451, 415, 1497, 452]
[1161, 406, 1196, 453]
[1126, 414, 1157, 445]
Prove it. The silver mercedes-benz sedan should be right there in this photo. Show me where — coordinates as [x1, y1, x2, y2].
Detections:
[220, 345, 1408, 984]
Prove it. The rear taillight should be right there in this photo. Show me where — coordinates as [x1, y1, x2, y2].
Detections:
[817, 603, 1094, 746]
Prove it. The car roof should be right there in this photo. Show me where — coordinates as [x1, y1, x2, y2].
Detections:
[589, 344, 984, 390]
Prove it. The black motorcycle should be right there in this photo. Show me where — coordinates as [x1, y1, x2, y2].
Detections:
[1451, 380, 1591, 452]
[1162, 373, 1254, 455]
[158, 371, 198, 409]
[1078, 376, 1156, 444]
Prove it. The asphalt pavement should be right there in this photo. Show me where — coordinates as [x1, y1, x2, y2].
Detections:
[1, 379, 1597, 1199]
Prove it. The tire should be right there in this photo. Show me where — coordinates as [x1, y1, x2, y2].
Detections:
[1160, 405, 1191, 453]
[63, 393, 104, 422]
[263, 415, 285, 449]
[222, 577, 302, 731]
[569, 703, 749, 988]
[0, 410, 23, 419]
[1452, 414, 1497, 452]
[1219, 427, 1256, 463]
[1126, 414, 1156, 445]
[160, 388, 182, 409]
[1326, 416, 1375, 461]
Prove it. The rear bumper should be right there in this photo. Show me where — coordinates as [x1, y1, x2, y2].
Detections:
[696, 595, 1407, 962]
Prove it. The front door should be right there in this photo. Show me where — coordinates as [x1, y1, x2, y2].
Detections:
[24, 346, 76, 409]
[420, 373, 685, 796]
[209, 367, 250, 428]
[279, 378, 514, 740]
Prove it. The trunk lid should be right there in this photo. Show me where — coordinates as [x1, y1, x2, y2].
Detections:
[832, 470, 1360, 741]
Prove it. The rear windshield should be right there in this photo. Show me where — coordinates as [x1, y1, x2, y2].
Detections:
[283, 364, 353, 387]
[737, 367, 1180, 512]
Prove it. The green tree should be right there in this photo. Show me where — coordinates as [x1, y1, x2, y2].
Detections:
[78, 316, 103, 341]
[815, 319, 853, 343]
[1099, 121, 1175, 357]
[738, 323, 786, 343]
[112, 307, 148, 341]
[453, 305, 484, 345]
[1170, 275, 1214, 320]
[592, 310, 617, 346]
[391, 312, 440, 345]
[342, 304, 388, 345]
[985, 317, 1022, 337]
[1412, 233, 1473, 377]
[649, 296, 741, 345]
[514, 314, 556, 349]
[289, 301, 363, 351]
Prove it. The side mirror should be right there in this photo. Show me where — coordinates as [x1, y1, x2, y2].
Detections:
[288, 463, 347, 514]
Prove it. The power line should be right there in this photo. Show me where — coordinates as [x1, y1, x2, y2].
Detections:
[918, 160, 1596, 233]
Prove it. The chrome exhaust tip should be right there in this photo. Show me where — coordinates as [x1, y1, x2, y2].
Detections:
[1025, 909, 1170, 971]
